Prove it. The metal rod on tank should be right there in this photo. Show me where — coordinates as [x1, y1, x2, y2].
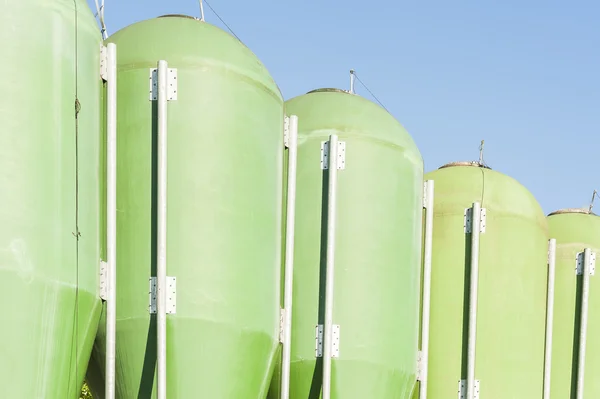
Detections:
[576, 248, 592, 399]
[419, 180, 435, 399]
[105, 42, 117, 399]
[199, 0, 205, 21]
[280, 115, 299, 399]
[543, 238, 556, 399]
[94, 0, 108, 39]
[156, 59, 169, 399]
[322, 134, 340, 399]
[466, 202, 482, 399]
[589, 190, 598, 214]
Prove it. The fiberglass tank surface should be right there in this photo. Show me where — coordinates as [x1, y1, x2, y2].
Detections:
[547, 209, 600, 398]
[85, 15, 285, 398]
[0, 0, 104, 397]
[418, 162, 548, 399]
[268, 88, 424, 398]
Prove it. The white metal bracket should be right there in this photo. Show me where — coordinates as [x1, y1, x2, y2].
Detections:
[148, 276, 177, 314]
[423, 183, 428, 208]
[99, 260, 108, 301]
[458, 380, 480, 399]
[315, 324, 340, 358]
[149, 68, 178, 101]
[416, 350, 427, 381]
[464, 207, 486, 234]
[576, 251, 596, 275]
[284, 116, 290, 148]
[279, 308, 285, 343]
[321, 141, 346, 170]
[100, 45, 108, 81]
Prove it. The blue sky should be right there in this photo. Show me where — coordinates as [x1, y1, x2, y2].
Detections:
[88, 0, 600, 214]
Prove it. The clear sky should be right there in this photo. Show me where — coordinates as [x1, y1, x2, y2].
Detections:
[88, 0, 600, 214]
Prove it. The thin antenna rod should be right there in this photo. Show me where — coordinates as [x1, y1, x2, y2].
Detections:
[94, 0, 108, 39]
[478, 140, 485, 165]
[349, 69, 355, 94]
[589, 190, 598, 213]
[199, 0, 205, 21]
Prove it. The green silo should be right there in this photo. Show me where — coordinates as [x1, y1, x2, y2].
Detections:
[269, 88, 424, 398]
[0, 0, 104, 397]
[547, 209, 600, 398]
[85, 15, 285, 398]
[418, 162, 549, 399]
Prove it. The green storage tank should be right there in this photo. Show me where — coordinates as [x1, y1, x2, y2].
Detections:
[547, 208, 600, 398]
[0, 1, 104, 397]
[269, 88, 424, 398]
[417, 162, 548, 398]
[85, 15, 285, 398]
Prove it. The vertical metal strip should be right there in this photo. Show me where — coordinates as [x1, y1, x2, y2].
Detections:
[280, 115, 299, 399]
[156, 59, 169, 399]
[322, 134, 339, 399]
[466, 202, 481, 399]
[543, 238, 556, 399]
[105, 42, 117, 399]
[419, 180, 435, 399]
[576, 248, 592, 399]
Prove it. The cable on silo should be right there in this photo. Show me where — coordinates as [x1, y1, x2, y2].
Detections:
[352, 71, 390, 113]
[203, 0, 242, 42]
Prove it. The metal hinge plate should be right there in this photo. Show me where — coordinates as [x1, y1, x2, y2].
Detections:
[99, 260, 108, 301]
[148, 276, 177, 314]
[458, 380, 480, 399]
[279, 309, 285, 343]
[315, 324, 340, 358]
[100, 45, 108, 81]
[321, 141, 346, 170]
[464, 207, 486, 234]
[149, 68, 178, 101]
[576, 251, 596, 275]
[416, 350, 426, 381]
[284, 116, 290, 148]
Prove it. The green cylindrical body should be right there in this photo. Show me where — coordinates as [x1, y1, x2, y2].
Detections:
[0, 1, 103, 397]
[269, 89, 424, 398]
[418, 163, 548, 398]
[547, 209, 600, 398]
[85, 16, 284, 398]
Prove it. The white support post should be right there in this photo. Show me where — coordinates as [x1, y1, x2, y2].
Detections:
[105, 42, 117, 399]
[466, 202, 482, 399]
[543, 238, 556, 399]
[322, 134, 341, 399]
[156, 59, 169, 399]
[576, 248, 592, 399]
[280, 115, 299, 399]
[419, 180, 434, 399]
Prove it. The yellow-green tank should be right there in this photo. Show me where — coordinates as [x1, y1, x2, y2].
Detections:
[547, 209, 600, 398]
[85, 15, 285, 398]
[269, 88, 424, 398]
[416, 162, 549, 399]
[0, 0, 104, 397]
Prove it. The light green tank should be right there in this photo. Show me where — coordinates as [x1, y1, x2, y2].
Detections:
[417, 162, 549, 398]
[0, 1, 103, 397]
[85, 15, 285, 398]
[547, 209, 600, 397]
[269, 88, 424, 398]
